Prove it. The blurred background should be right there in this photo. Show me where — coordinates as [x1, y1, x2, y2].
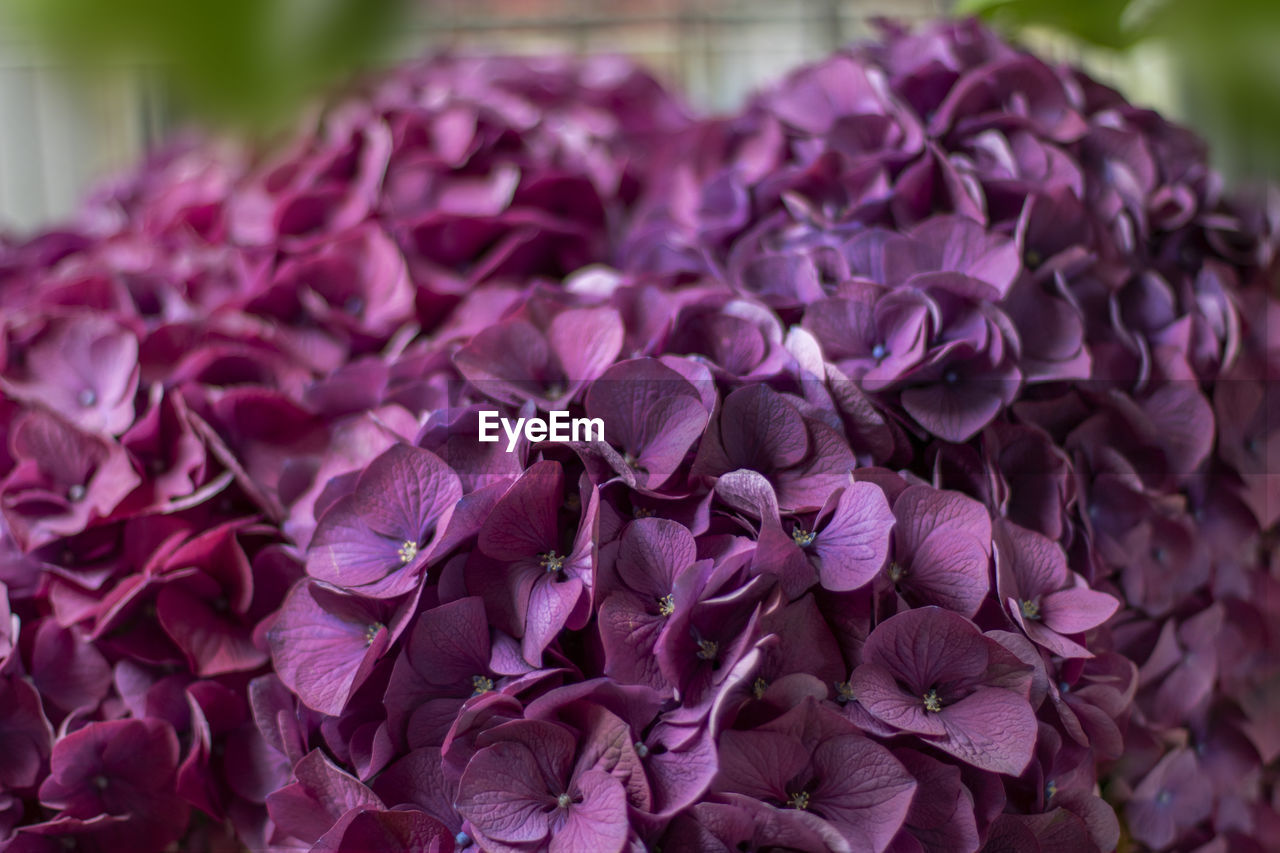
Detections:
[0, 0, 1271, 231]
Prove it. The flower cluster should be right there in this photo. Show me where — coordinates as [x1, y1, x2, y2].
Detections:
[2, 19, 1279, 853]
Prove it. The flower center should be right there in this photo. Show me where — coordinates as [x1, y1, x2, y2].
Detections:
[834, 681, 856, 704]
[752, 677, 768, 700]
[556, 792, 572, 809]
[1156, 789, 1172, 806]
[943, 369, 959, 385]
[1025, 248, 1043, 268]
[634, 506, 655, 519]
[787, 791, 811, 810]
[93, 774, 109, 791]
[398, 540, 418, 564]
[454, 832, 473, 849]
[67, 484, 87, 502]
[77, 388, 97, 407]
[871, 343, 888, 361]
[471, 675, 494, 696]
[634, 741, 649, 758]
[657, 593, 675, 617]
[1045, 779, 1057, 800]
[922, 688, 942, 713]
[696, 639, 719, 661]
[791, 527, 816, 547]
[1019, 598, 1041, 620]
[540, 551, 566, 574]
[888, 562, 905, 583]
[365, 622, 383, 647]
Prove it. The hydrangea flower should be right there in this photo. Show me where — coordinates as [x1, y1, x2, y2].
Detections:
[0, 18, 1276, 853]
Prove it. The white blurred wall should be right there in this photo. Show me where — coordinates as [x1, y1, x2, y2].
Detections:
[0, 30, 163, 232]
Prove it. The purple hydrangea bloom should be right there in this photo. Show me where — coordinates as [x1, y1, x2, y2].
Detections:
[849, 607, 1037, 774]
[0, 17, 1276, 852]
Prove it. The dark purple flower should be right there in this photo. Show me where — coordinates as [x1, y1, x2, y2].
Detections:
[752, 477, 896, 598]
[994, 519, 1117, 659]
[887, 748, 981, 853]
[454, 306, 624, 409]
[307, 443, 462, 598]
[662, 794, 850, 853]
[455, 719, 629, 853]
[311, 808, 455, 853]
[466, 460, 597, 664]
[1, 314, 139, 436]
[1124, 748, 1214, 850]
[597, 517, 711, 691]
[154, 521, 269, 676]
[37, 718, 188, 848]
[1, 409, 139, 551]
[885, 485, 991, 617]
[849, 607, 1036, 775]
[583, 357, 713, 490]
[265, 748, 383, 845]
[267, 579, 406, 715]
[713, 699, 916, 851]
[693, 384, 854, 512]
[0, 674, 54, 789]
[384, 596, 502, 749]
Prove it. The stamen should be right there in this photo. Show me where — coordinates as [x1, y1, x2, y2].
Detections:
[67, 484, 87, 502]
[398, 540, 419, 564]
[922, 688, 942, 713]
[365, 622, 383, 647]
[1045, 779, 1058, 800]
[633, 506, 654, 519]
[752, 677, 768, 700]
[791, 527, 816, 547]
[540, 551, 565, 574]
[634, 741, 649, 758]
[657, 593, 675, 616]
[888, 562, 905, 583]
[1020, 598, 1041, 620]
[471, 675, 494, 696]
[871, 343, 888, 361]
[834, 681, 856, 704]
[556, 793, 572, 809]
[77, 388, 97, 407]
[787, 791, 811, 810]
[696, 639, 719, 661]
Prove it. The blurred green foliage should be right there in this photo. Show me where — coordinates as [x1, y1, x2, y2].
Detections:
[958, 0, 1280, 182]
[2, 0, 412, 131]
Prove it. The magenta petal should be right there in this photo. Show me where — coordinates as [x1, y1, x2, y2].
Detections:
[267, 581, 391, 715]
[1040, 586, 1119, 635]
[930, 687, 1037, 775]
[550, 768, 628, 853]
[715, 729, 810, 802]
[811, 481, 895, 591]
[522, 574, 586, 663]
[311, 808, 454, 853]
[902, 531, 990, 616]
[809, 735, 916, 851]
[848, 663, 947, 737]
[456, 740, 555, 845]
